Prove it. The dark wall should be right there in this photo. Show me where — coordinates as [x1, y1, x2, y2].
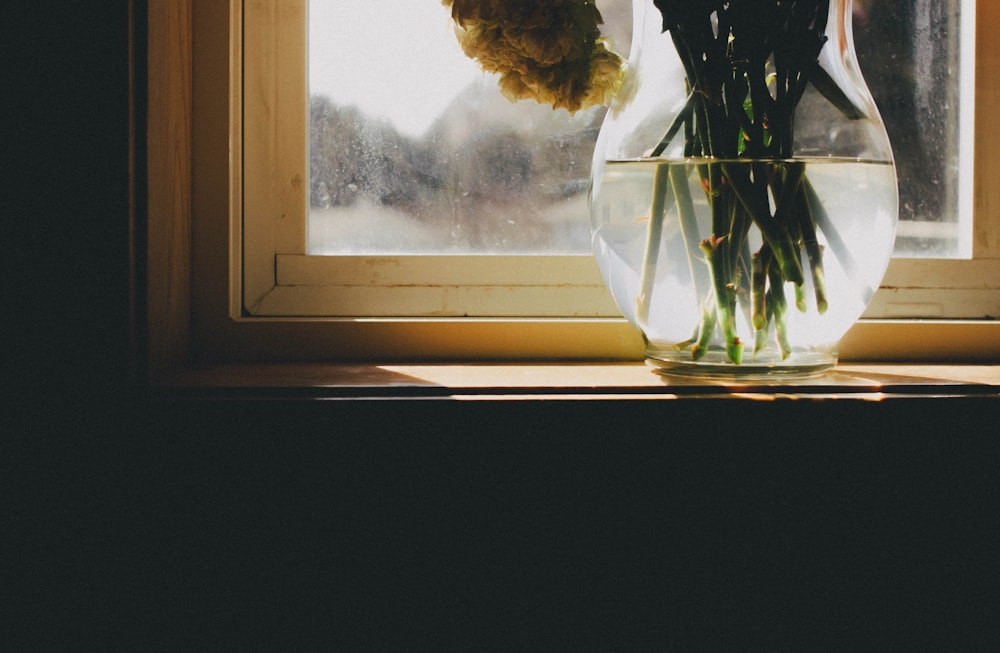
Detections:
[9, 393, 1000, 649]
[5, 3, 999, 650]
[8, 2, 134, 400]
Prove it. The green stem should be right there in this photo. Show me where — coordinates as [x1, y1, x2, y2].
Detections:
[700, 236, 743, 364]
[670, 164, 710, 302]
[794, 283, 807, 313]
[767, 263, 792, 360]
[636, 163, 671, 326]
[651, 92, 695, 157]
[767, 161, 808, 289]
[751, 245, 772, 331]
[754, 315, 771, 359]
[794, 182, 828, 314]
[804, 177, 875, 305]
[721, 162, 804, 286]
[734, 239, 754, 332]
[692, 292, 718, 361]
[809, 63, 866, 120]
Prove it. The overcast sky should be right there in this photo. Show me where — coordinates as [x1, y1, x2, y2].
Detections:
[309, 2, 485, 137]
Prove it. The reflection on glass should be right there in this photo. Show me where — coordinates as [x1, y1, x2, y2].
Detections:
[308, 0, 970, 258]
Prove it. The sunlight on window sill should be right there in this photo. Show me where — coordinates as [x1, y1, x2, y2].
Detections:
[153, 361, 999, 400]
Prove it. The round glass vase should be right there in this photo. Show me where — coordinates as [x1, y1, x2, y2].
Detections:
[590, 0, 898, 378]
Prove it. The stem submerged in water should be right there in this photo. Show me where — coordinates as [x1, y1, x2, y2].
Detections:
[700, 234, 743, 364]
[634, 0, 858, 365]
[655, 159, 845, 364]
[636, 163, 672, 327]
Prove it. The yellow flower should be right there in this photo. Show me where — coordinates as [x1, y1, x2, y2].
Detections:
[442, 0, 625, 113]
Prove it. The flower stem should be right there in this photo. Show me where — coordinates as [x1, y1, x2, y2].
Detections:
[751, 245, 772, 331]
[692, 292, 718, 361]
[721, 162, 805, 286]
[794, 182, 828, 314]
[700, 235, 743, 364]
[804, 177, 872, 305]
[767, 263, 792, 360]
[651, 92, 695, 158]
[636, 163, 671, 326]
[670, 164, 710, 302]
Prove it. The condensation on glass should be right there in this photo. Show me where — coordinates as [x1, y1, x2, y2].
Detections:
[307, 0, 972, 258]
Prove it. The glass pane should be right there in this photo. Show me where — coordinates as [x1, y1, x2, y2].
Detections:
[854, 0, 973, 258]
[306, 0, 631, 254]
[307, 0, 970, 258]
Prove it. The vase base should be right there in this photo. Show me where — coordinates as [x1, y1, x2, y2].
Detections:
[645, 349, 836, 380]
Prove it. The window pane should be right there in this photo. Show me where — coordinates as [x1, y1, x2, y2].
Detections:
[306, 0, 631, 254]
[854, 0, 972, 258]
[307, 0, 970, 258]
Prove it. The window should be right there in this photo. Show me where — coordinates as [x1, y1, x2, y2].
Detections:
[146, 0, 999, 377]
[304, 1, 970, 260]
[305, 3, 613, 257]
[243, 0, 620, 320]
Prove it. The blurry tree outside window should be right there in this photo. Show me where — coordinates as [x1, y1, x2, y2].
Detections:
[308, 0, 968, 257]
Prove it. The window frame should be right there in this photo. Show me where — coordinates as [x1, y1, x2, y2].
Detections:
[246, 0, 998, 321]
[145, 0, 1000, 382]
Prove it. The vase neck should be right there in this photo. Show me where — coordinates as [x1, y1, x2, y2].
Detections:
[630, 1, 853, 48]
[610, 0, 886, 161]
[831, 0, 854, 59]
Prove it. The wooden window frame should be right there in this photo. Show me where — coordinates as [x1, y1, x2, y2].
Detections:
[144, 0, 1000, 385]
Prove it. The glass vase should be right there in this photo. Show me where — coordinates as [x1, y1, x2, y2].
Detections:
[590, 0, 897, 377]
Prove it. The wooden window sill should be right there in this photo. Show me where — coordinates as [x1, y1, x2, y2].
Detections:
[151, 363, 1000, 400]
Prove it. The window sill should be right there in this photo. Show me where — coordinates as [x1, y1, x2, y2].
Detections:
[151, 361, 1000, 401]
